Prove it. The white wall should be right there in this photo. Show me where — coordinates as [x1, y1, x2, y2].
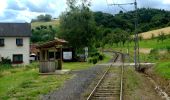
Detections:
[0, 37, 30, 65]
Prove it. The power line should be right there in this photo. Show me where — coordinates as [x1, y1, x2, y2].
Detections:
[108, 0, 140, 70]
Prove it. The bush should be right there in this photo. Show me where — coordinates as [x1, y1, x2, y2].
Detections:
[90, 52, 100, 57]
[166, 46, 170, 53]
[88, 57, 93, 63]
[88, 56, 98, 64]
[92, 57, 98, 64]
[0, 57, 11, 65]
[147, 49, 159, 61]
[99, 54, 105, 61]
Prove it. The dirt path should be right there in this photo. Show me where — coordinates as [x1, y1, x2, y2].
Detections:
[42, 65, 108, 100]
[124, 67, 163, 100]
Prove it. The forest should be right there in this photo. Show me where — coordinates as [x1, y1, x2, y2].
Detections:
[31, 1, 170, 51]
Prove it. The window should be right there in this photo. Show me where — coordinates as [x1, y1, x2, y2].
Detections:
[0, 38, 4, 46]
[16, 38, 23, 46]
[13, 54, 23, 63]
[49, 52, 55, 60]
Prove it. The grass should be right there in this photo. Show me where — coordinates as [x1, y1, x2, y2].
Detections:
[63, 62, 93, 70]
[0, 63, 71, 100]
[0, 54, 112, 99]
[31, 20, 59, 29]
[124, 67, 139, 92]
[111, 38, 170, 50]
[63, 54, 112, 70]
[139, 26, 170, 39]
[154, 62, 170, 79]
[108, 35, 170, 79]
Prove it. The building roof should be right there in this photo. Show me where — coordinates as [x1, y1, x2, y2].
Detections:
[30, 44, 39, 54]
[37, 38, 68, 49]
[0, 23, 31, 37]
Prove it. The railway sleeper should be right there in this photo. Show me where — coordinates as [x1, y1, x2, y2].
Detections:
[93, 96, 120, 99]
[98, 86, 120, 89]
[96, 90, 120, 93]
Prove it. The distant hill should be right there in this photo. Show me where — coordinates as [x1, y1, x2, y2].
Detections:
[139, 27, 170, 39]
[94, 8, 170, 33]
[31, 20, 59, 29]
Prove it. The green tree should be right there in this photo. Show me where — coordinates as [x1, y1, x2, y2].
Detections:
[59, 0, 96, 50]
[31, 26, 57, 43]
[157, 32, 166, 42]
[32, 14, 52, 22]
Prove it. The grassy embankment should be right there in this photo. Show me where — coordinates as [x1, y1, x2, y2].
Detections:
[108, 28, 170, 79]
[0, 54, 112, 99]
[31, 20, 59, 29]
[0, 63, 71, 100]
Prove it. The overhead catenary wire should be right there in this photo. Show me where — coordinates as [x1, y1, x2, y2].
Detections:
[107, 0, 140, 69]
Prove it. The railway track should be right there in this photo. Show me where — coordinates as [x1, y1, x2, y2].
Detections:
[87, 54, 124, 100]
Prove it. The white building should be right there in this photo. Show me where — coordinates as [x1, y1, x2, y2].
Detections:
[0, 23, 31, 65]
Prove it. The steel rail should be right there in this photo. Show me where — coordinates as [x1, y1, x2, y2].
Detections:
[120, 54, 124, 100]
[87, 54, 124, 100]
[86, 64, 112, 100]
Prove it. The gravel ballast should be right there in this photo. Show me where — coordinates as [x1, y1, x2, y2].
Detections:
[42, 65, 108, 100]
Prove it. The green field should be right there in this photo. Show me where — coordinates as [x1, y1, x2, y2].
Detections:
[110, 36, 170, 79]
[0, 54, 112, 99]
[154, 62, 170, 79]
[31, 20, 59, 29]
[0, 63, 71, 99]
[63, 54, 112, 70]
[111, 38, 170, 50]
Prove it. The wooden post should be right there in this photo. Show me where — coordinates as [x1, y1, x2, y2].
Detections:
[44, 50, 48, 61]
[40, 49, 43, 61]
[58, 47, 62, 70]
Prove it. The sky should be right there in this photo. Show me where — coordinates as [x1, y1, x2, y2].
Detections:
[0, 0, 170, 23]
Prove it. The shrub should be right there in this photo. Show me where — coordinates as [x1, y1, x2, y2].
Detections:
[0, 57, 11, 65]
[99, 54, 105, 61]
[88, 56, 98, 64]
[90, 52, 100, 57]
[92, 57, 98, 64]
[147, 49, 159, 61]
[88, 57, 93, 63]
[166, 46, 170, 53]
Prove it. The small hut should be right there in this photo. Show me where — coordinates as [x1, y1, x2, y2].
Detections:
[37, 38, 68, 73]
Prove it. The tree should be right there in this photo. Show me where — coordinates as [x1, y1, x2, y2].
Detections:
[59, 0, 96, 50]
[94, 8, 170, 34]
[157, 32, 166, 42]
[32, 14, 52, 22]
[151, 33, 155, 39]
[31, 26, 57, 43]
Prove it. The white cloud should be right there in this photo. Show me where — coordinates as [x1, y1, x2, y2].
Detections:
[0, 0, 170, 22]
[163, 0, 170, 4]
[0, 1, 7, 16]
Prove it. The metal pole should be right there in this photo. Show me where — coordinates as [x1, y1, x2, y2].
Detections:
[127, 36, 130, 62]
[134, 0, 139, 70]
[107, 0, 140, 69]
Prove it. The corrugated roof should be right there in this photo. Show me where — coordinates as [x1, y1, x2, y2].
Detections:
[37, 38, 68, 49]
[0, 23, 31, 37]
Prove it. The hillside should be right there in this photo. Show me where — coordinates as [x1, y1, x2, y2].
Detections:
[31, 20, 59, 29]
[94, 8, 170, 33]
[139, 27, 170, 39]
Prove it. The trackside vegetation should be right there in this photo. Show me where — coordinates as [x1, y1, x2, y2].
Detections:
[0, 54, 112, 99]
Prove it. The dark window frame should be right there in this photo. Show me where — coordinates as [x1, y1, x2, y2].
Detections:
[13, 54, 23, 64]
[16, 38, 23, 46]
[0, 38, 4, 46]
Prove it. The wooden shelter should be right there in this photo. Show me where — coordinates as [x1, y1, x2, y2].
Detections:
[37, 38, 68, 73]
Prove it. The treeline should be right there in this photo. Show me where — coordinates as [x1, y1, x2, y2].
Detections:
[94, 8, 170, 34]
[31, 14, 52, 22]
[31, 0, 170, 51]
[31, 25, 57, 43]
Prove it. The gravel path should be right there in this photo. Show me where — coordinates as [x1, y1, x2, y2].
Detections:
[42, 64, 109, 100]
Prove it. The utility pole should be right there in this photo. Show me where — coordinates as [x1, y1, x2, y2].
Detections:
[108, 0, 140, 70]
[134, 0, 140, 70]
